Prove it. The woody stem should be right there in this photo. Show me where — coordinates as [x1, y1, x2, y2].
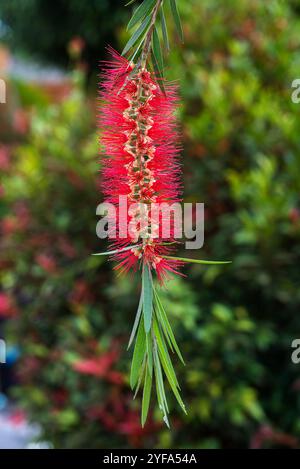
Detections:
[140, 0, 163, 68]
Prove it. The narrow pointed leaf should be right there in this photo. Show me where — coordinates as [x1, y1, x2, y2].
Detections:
[142, 264, 153, 333]
[154, 321, 186, 414]
[129, 37, 144, 63]
[164, 361, 187, 414]
[130, 318, 146, 389]
[122, 15, 151, 55]
[141, 362, 152, 426]
[152, 26, 164, 72]
[146, 332, 153, 375]
[126, 0, 138, 6]
[92, 244, 140, 256]
[151, 50, 166, 94]
[127, 0, 156, 30]
[153, 318, 179, 388]
[133, 358, 146, 398]
[153, 344, 169, 421]
[169, 0, 184, 43]
[160, 5, 169, 52]
[154, 368, 169, 428]
[153, 287, 185, 364]
[154, 301, 174, 352]
[127, 287, 143, 350]
[162, 255, 232, 265]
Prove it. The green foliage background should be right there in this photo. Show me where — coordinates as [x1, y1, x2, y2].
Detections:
[1, 0, 300, 448]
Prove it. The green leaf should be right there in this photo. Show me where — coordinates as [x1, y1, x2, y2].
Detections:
[166, 369, 187, 414]
[142, 263, 153, 333]
[151, 50, 166, 94]
[154, 320, 186, 414]
[158, 241, 180, 246]
[127, 0, 156, 30]
[92, 244, 140, 256]
[126, 0, 137, 6]
[162, 255, 232, 265]
[130, 318, 146, 389]
[152, 26, 164, 72]
[153, 343, 170, 426]
[153, 318, 179, 389]
[122, 14, 151, 55]
[133, 358, 146, 398]
[153, 287, 185, 364]
[169, 0, 184, 43]
[160, 5, 169, 52]
[127, 287, 143, 350]
[129, 36, 144, 63]
[146, 332, 153, 375]
[154, 301, 174, 352]
[141, 361, 152, 426]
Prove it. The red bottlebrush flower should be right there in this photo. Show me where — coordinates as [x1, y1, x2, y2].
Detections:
[99, 49, 182, 283]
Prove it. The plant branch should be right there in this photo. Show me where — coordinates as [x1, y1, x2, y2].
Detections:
[140, 0, 163, 68]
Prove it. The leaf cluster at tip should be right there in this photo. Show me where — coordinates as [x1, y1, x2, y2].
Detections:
[122, 0, 184, 89]
[128, 269, 186, 427]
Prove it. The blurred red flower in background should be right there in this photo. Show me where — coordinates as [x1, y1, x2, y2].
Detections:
[13, 109, 30, 135]
[68, 36, 85, 59]
[289, 208, 300, 225]
[69, 280, 94, 307]
[0, 292, 17, 318]
[0, 146, 10, 171]
[35, 253, 58, 274]
[73, 348, 124, 385]
[251, 424, 298, 449]
[86, 390, 160, 447]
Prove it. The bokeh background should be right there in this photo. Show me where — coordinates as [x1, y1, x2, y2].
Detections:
[0, 0, 300, 449]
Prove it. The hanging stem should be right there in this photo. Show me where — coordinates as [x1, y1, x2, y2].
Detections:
[140, 0, 163, 68]
[118, 0, 163, 95]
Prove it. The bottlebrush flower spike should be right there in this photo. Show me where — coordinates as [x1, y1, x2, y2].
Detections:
[99, 49, 187, 427]
[99, 49, 182, 284]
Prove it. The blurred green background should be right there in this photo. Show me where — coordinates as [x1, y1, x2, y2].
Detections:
[0, 0, 300, 449]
